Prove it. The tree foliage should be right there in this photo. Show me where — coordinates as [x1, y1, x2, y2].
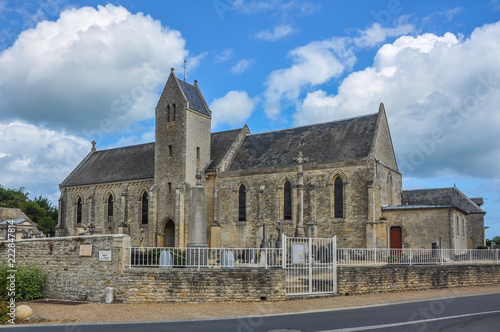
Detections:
[0, 185, 57, 236]
[486, 236, 500, 246]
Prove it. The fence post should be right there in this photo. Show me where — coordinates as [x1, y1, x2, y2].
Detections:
[129, 246, 132, 268]
[374, 247, 377, 266]
[441, 249, 444, 265]
[409, 248, 412, 266]
[282, 234, 286, 269]
[497, 249, 499, 265]
[470, 249, 473, 265]
[265, 248, 268, 269]
[308, 238, 313, 294]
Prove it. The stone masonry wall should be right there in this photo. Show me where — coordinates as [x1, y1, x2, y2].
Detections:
[0, 235, 285, 303]
[338, 264, 500, 295]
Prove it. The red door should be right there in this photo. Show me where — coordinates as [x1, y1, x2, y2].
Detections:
[390, 227, 402, 256]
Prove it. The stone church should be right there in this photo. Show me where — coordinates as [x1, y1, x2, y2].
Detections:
[56, 69, 486, 250]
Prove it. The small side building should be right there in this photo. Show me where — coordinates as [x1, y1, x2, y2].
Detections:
[382, 187, 486, 249]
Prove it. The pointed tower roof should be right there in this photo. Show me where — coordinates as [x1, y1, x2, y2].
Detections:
[176, 79, 211, 117]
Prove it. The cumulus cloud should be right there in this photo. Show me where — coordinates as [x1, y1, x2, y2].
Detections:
[255, 24, 297, 41]
[210, 91, 258, 129]
[215, 49, 233, 63]
[0, 121, 89, 201]
[263, 38, 356, 119]
[262, 21, 414, 119]
[354, 22, 415, 48]
[0, 4, 188, 135]
[294, 21, 500, 179]
[231, 58, 254, 74]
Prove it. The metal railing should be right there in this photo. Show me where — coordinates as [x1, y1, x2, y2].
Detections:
[337, 248, 500, 266]
[129, 246, 500, 268]
[129, 246, 283, 268]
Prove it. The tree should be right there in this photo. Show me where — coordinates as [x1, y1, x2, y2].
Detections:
[0, 185, 58, 236]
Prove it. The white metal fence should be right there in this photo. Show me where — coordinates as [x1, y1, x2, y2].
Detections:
[129, 246, 283, 269]
[336, 248, 500, 266]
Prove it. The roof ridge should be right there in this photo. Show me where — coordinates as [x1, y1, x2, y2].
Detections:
[92, 142, 155, 153]
[247, 112, 377, 137]
[452, 186, 486, 214]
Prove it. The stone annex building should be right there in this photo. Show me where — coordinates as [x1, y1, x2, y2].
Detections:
[56, 69, 486, 250]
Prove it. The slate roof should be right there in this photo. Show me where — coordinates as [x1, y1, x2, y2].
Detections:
[177, 79, 211, 116]
[402, 187, 485, 214]
[0, 219, 27, 225]
[228, 113, 378, 171]
[207, 128, 244, 172]
[61, 143, 155, 187]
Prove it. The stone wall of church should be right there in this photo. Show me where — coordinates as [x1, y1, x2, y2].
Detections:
[211, 160, 375, 248]
[467, 214, 485, 248]
[383, 207, 468, 249]
[61, 179, 156, 247]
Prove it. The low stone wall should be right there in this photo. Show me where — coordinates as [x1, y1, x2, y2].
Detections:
[119, 268, 285, 303]
[0, 235, 285, 303]
[338, 265, 500, 295]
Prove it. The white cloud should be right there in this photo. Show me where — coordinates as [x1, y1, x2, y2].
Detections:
[0, 121, 89, 198]
[215, 49, 234, 63]
[233, 0, 320, 15]
[354, 22, 415, 48]
[210, 91, 258, 129]
[231, 58, 254, 74]
[0, 4, 188, 135]
[262, 22, 414, 119]
[255, 24, 297, 41]
[294, 21, 500, 179]
[263, 38, 356, 119]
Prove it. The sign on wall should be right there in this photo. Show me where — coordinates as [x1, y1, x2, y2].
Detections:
[79, 245, 93, 257]
[99, 251, 112, 261]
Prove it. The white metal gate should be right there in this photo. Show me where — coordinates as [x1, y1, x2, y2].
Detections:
[282, 235, 337, 296]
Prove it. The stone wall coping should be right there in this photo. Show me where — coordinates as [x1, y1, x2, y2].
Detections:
[124, 267, 284, 273]
[1, 234, 130, 243]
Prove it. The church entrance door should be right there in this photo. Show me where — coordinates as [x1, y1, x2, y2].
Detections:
[164, 220, 175, 247]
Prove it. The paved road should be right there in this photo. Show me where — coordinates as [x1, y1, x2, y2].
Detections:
[5, 292, 500, 331]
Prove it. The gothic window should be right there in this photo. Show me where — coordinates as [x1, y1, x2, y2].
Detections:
[107, 194, 113, 220]
[334, 176, 344, 218]
[238, 184, 246, 222]
[283, 180, 292, 220]
[167, 105, 170, 122]
[141, 191, 148, 225]
[76, 197, 82, 224]
[172, 104, 176, 121]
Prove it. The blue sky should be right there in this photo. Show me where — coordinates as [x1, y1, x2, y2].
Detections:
[0, 0, 500, 239]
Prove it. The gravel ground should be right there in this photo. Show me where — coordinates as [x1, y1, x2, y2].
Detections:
[18, 285, 500, 325]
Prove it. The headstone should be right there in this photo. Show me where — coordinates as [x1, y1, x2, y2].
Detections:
[221, 251, 235, 269]
[159, 250, 173, 268]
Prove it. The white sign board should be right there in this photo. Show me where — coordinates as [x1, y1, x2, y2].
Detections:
[292, 243, 305, 264]
[99, 250, 112, 261]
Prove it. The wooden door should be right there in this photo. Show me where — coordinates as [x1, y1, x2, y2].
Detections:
[390, 227, 402, 249]
[164, 220, 175, 247]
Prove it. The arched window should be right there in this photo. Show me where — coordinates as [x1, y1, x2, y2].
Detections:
[238, 184, 246, 222]
[167, 105, 171, 122]
[334, 176, 344, 218]
[141, 191, 148, 225]
[172, 104, 176, 121]
[283, 180, 292, 220]
[76, 197, 82, 224]
[107, 194, 113, 221]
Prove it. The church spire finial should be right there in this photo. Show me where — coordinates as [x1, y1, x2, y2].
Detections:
[91, 140, 96, 152]
[170, 67, 175, 73]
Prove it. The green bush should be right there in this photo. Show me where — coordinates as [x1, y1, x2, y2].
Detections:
[0, 301, 8, 324]
[0, 263, 47, 301]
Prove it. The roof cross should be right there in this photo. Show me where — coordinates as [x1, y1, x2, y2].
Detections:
[293, 151, 309, 165]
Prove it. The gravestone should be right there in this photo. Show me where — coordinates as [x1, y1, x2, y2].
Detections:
[159, 250, 173, 268]
[221, 251, 235, 269]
